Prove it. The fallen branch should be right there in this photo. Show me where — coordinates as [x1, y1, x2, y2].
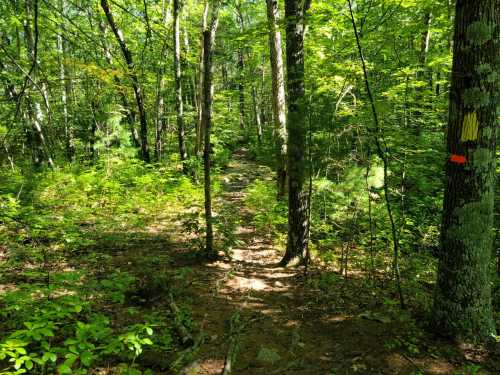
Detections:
[221, 313, 264, 375]
[169, 292, 194, 346]
[175, 315, 207, 373]
[221, 313, 243, 375]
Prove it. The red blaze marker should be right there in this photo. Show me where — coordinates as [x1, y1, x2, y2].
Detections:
[449, 154, 467, 165]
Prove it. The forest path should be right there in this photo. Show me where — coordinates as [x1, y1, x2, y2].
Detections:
[172, 149, 458, 375]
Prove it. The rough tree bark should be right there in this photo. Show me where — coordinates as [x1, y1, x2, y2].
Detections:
[432, 0, 499, 342]
[266, 0, 287, 200]
[280, 0, 311, 266]
[101, 0, 150, 162]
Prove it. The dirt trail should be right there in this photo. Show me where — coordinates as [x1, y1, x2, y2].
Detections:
[171, 150, 465, 375]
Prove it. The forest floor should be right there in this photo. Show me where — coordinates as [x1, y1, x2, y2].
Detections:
[2, 149, 499, 374]
[99, 149, 498, 375]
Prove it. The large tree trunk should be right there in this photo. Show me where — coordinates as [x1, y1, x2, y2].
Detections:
[100, 0, 150, 162]
[202, 2, 220, 258]
[432, 0, 499, 342]
[173, 0, 188, 172]
[266, 0, 287, 200]
[280, 0, 310, 266]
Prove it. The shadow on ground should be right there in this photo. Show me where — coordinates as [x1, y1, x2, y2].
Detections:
[77, 150, 499, 374]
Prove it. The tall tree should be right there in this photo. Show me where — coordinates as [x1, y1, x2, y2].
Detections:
[57, 0, 75, 162]
[202, 0, 220, 258]
[97, 19, 141, 149]
[195, 1, 209, 157]
[251, 85, 262, 143]
[100, 0, 150, 162]
[433, 0, 499, 341]
[413, 9, 433, 135]
[173, 0, 188, 172]
[266, 0, 287, 200]
[236, 1, 246, 130]
[24, 0, 54, 168]
[280, 0, 311, 266]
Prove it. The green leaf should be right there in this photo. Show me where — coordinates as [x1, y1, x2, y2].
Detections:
[14, 358, 23, 370]
[58, 364, 72, 374]
[25, 359, 33, 370]
[80, 351, 93, 367]
[257, 347, 281, 364]
[17, 347, 27, 355]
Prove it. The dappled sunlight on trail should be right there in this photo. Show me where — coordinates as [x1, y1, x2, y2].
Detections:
[164, 150, 469, 375]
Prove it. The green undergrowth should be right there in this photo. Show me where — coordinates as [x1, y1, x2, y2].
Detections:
[0, 153, 205, 374]
[243, 168, 441, 311]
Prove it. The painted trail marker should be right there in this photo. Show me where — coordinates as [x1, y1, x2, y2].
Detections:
[449, 154, 467, 165]
[460, 112, 479, 142]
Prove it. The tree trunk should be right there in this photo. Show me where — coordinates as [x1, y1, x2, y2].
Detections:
[413, 10, 433, 136]
[98, 20, 141, 149]
[174, 0, 188, 172]
[432, 0, 499, 342]
[100, 0, 150, 162]
[236, 3, 246, 130]
[155, 71, 166, 162]
[251, 86, 262, 143]
[57, 0, 75, 162]
[195, 1, 209, 157]
[24, 0, 53, 168]
[280, 0, 310, 266]
[266, 0, 287, 200]
[90, 98, 99, 160]
[202, 2, 220, 258]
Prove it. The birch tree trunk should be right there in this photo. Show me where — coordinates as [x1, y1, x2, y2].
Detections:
[266, 0, 287, 199]
[251, 85, 262, 143]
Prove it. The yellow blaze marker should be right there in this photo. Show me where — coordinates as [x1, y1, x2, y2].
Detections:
[460, 111, 479, 142]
